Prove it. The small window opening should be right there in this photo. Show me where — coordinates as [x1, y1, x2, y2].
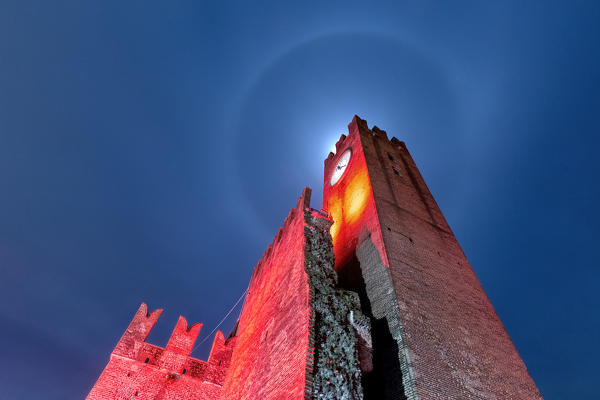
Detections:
[182, 368, 187, 375]
[218, 361, 222, 366]
[144, 357, 149, 364]
[387, 227, 391, 231]
[392, 167, 400, 176]
[409, 237, 413, 243]
[134, 391, 139, 396]
[127, 373, 131, 377]
[387, 153, 395, 161]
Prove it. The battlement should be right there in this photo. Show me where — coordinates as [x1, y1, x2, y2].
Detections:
[325, 115, 406, 169]
[109, 303, 235, 382]
[87, 303, 237, 400]
[252, 187, 331, 276]
[165, 316, 203, 355]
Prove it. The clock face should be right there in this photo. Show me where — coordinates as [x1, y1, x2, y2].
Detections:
[330, 149, 351, 186]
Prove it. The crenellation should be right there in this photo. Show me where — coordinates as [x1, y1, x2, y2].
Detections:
[371, 126, 388, 140]
[87, 304, 236, 400]
[335, 133, 348, 153]
[166, 316, 203, 356]
[207, 331, 226, 364]
[275, 227, 284, 243]
[113, 303, 163, 359]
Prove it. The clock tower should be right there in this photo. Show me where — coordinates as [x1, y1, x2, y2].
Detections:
[323, 116, 542, 399]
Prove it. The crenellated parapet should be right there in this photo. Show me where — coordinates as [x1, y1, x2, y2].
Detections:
[113, 302, 163, 359]
[251, 187, 330, 277]
[112, 303, 234, 382]
[166, 316, 203, 355]
[325, 115, 405, 171]
[87, 304, 236, 400]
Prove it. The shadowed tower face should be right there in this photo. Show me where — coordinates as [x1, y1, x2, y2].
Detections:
[323, 116, 542, 400]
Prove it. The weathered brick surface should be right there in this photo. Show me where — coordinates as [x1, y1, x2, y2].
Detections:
[324, 116, 542, 399]
[86, 303, 235, 400]
[355, 234, 418, 400]
[222, 188, 363, 400]
[221, 190, 314, 400]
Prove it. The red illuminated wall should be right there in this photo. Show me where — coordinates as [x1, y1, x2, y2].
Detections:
[86, 189, 362, 400]
[86, 303, 235, 400]
[222, 189, 320, 400]
[323, 116, 542, 399]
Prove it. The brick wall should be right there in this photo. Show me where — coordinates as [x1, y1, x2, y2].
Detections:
[222, 188, 364, 400]
[221, 189, 315, 400]
[86, 303, 234, 400]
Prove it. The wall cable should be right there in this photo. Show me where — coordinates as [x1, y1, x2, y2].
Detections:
[193, 286, 248, 351]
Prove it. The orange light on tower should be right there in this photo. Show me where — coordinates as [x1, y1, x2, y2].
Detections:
[325, 144, 375, 272]
[328, 167, 370, 243]
[343, 168, 370, 224]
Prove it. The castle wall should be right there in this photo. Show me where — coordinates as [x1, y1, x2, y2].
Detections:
[221, 189, 315, 400]
[87, 189, 365, 400]
[86, 304, 234, 400]
[222, 188, 364, 400]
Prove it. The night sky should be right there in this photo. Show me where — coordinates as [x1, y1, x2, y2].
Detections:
[1, 2, 598, 399]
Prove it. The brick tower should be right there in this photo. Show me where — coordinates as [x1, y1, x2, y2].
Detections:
[86, 116, 542, 399]
[323, 116, 542, 399]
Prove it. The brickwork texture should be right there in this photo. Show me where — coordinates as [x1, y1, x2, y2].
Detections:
[86, 303, 235, 400]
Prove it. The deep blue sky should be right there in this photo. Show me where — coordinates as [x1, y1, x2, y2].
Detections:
[1, 1, 598, 399]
